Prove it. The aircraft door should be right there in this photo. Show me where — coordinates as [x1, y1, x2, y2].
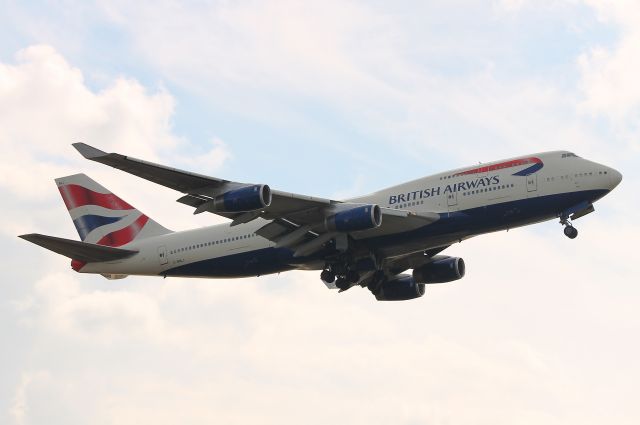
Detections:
[526, 174, 537, 192]
[158, 245, 168, 265]
[446, 190, 458, 208]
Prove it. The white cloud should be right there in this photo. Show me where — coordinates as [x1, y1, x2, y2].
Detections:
[10, 220, 640, 425]
[93, 0, 634, 167]
[100, 0, 390, 93]
[494, 0, 528, 12]
[2, 3, 640, 424]
[0, 45, 230, 238]
[171, 137, 232, 175]
[29, 273, 174, 343]
[577, 0, 640, 150]
[0, 45, 177, 158]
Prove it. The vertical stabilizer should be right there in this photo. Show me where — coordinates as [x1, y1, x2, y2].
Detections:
[55, 173, 172, 246]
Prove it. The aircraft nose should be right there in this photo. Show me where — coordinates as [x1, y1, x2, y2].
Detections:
[609, 167, 622, 189]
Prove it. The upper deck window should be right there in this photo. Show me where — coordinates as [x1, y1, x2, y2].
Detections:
[562, 152, 579, 158]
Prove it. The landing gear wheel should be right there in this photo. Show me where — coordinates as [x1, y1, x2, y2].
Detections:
[564, 226, 578, 239]
[320, 270, 335, 284]
[335, 277, 350, 291]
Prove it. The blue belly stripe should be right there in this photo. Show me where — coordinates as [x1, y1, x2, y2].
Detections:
[161, 189, 609, 278]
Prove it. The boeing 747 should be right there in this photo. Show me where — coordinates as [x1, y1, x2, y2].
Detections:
[20, 144, 622, 301]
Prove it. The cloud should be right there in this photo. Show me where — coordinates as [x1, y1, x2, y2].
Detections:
[0, 45, 177, 158]
[0, 45, 231, 238]
[576, 0, 640, 150]
[101, 0, 389, 91]
[11, 222, 640, 425]
[2, 3, 640, 424]
[92, 0, 635, 169]
[28, 273, 174, 343]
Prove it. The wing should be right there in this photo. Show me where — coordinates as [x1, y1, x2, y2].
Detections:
[73, 143, 439, 256]
[73, 142, 334, 222]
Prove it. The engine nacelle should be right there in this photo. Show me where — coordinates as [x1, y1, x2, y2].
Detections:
[325, 205, 381, 232]
[413, 256, 465, 284]
[374, 275, 426, 301]
[215, 184, 271, 212]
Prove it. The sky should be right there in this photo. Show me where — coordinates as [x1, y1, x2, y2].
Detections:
[1, 1, 639, 424]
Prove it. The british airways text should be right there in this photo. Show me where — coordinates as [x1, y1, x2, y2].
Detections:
[388, 176, 501, 205]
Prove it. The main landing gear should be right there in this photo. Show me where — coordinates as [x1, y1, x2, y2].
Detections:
[320, 267, 360, 291]
[560, 216, 578, 239]
[320, 269, 335, 284]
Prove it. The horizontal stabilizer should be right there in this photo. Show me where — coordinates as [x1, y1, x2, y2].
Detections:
[19, 233, 138, 263]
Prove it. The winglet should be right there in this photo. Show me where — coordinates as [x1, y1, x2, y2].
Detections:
[72, 142, 107, 159]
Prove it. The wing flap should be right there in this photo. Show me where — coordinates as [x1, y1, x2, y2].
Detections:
[255, 219, 297, 240]
[176, 194, 208, 208]
[261, 190, 333, 219]
[19, 233, 138, 263]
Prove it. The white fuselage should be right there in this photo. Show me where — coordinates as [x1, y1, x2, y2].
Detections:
[79, 151, 621, 279]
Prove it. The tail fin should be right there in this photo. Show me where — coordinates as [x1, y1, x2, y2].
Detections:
[55, 173, 172, 247]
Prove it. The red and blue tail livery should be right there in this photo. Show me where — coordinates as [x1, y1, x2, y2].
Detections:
[55, 174, 170, 247]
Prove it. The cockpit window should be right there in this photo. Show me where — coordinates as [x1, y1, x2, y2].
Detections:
[561, 152, 579, 158]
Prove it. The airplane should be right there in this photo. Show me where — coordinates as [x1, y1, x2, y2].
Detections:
[20, 144, 622, 301]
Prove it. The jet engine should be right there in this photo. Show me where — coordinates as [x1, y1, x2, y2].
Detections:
[222, 184, 271, 212]
[325, 205, 381, 232]
[199, 184, 271, 213]
[413, 256, 465, 284]
[374, 275, 425, 301]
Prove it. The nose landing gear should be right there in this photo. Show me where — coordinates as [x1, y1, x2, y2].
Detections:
[563, 225, 578, 239]
[560, 215, 578, 239]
